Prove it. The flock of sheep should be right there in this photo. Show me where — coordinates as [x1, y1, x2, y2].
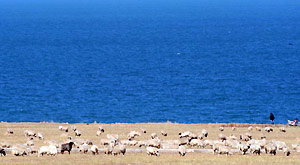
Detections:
[0, 125, 298, 158]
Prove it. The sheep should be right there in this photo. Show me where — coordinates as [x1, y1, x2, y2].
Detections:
[71, 125, 77, 131]
[256, 127, 262, 131]
[250, 144, 261, 155]
[112, 144, 126, 156]
[91, 145, 99, 155]
[228, 134, 238, 140]
[137, 141, 147, 147]
[48, 144, 58, 156]
[217, 145, 232, 155]
[248, 126, 253, 131]
[75, 130, 82, 137]
[127, 131, 141, 140]
[59, 126, 69, 132]
[104, 143, 114, 155]
[245, 132, 252, 139]
[0, 148, 6, 156]
[5, 128, 13, 135]
[204, 139, 214, 148]
[26, 140, 34, 146]
[232, 127, 236, 131]
[240, 134, 250, 142]
[107, 134, 119, 141]
[96, 130, 102, 136]
[260, 134, 266, 139]
[60, 141, 74, 154]
[189, 139, 204, 148]
[219, 127, 224, 132]
[151, 133, 157, 139]
[147, 139, 161, 148]
[178, 145, 186, 156]
[265, 143, 277, 155]
[128, 140, 138, 146]
[161, 130, 167, 136]
[218, 133, 226, 142]
[85, 139, 93, 145]
[37, 132, 44, 140]
[239, 143, 249, 155]
[264, 127, 273, 133]
[100, 139, 111, 145]
[202, 129, 208, 137]
[38, 146, 49, 157]
[0, 142, 11, 148]
[179, 131, 191, 138]
[146, 147, 160, 156]
[141, 129, 147, 133]
[24, 130, 36, 137]
[292, 144, 300, 150]
[79, 143, 89, 153]
[98, 126, 105, 133]
[179, 137, 189, 146]
[283, 147, 291, 156]
[28, 146, 38, 154]
[12, 147, 28, 156]
[279, 127, 286, 132]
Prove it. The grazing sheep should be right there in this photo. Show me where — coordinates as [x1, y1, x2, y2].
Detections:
[79, 143, 88, 153]
[107, 134, 119, 141]
[151, 133, 158, 139]
[179, 131, 191, 138]
[147, 139, 161, 148]
[283, 147, 291, 156]
[24, 130, 36, 137]
[71, 125, 77, 131]
[26, 140, 34, 146]
[91, 145, 99, 155]
[265, 143, 277, 155]
[202, 129, 208, 137]
[179, 137, 189, 146]
[48, 144, 58, 156]
[141, 129, 147, 133]
[61, 141, 74, 154]
[189, 139, 204, 148]
[112, 144, 126, 156]
[12, 146, 28, 156]
[217, 145, 232, 155]
[256, 127, 262, 131]
[0, 148, 6, 156]
[85, 139, 93, 145]
[5, 128, 14, 135]
[280, 127, 286, 132]
[127, 131, 141, 140]
[204, 139, 214, 148]
[239, 143, 249, 155]
[100, 139, 111, 145]
[59, 126, 69, 132]
[146, 147, 160, 156]
[28, 146, 38, 154]
[248, 126, 253, 131]
[75, 130, 82, 137]
[260, 134, 266, 139]
[137, 141, 147, 147]
[104, 143, 114, 155]
[128, 140, 138, 146]
[264, 127, 273, 133]
[161, 130, 167, 136]
[245, 132, 252, 139]
[292, 144, 300, 150]
[0, 142, 11, 148]
[218, 133, 226, 142]
[240, 134, 250, 142]
[96, 130, 102, 136]
[178, 145, 186, 156]
[219, 127, 224, 132]
[98, 126, 105, 133]
[228, 134, 237, 140]
[231, 127, 236, 131]
[38, 146, 49, 157]
[37, 132, 44, 140]
[250, 144, 261, 155]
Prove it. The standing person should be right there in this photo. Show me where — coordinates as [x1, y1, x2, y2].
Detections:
[269, 113, 275, 124]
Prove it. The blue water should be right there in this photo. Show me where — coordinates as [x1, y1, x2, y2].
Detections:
[0, 0, 300, 124]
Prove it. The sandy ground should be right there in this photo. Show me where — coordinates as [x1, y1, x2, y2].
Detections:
[1, 122, 300, 164]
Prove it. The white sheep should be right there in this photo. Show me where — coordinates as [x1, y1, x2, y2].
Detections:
[96, 130, 102, 136]
[248, 126, 253, 131]
[161, 130, 167, 136]
[75, 130, 82, 137]
[151, 133, 157, 139]
[98, 126, 105, 133]
[38, 146, 49, 157]
[256, 127, 262, 131]
[250, 144, 261, 155]
[178, 145, 186, 156]
[219, 127, 224, 132]
[146, 147, 159, 156]
[79, 143, 89, 153]
[91, 145, 99, 155]
[279, 127, 286, 132]
[59, 126, 69, 132]
[48, 144, 57, 156]
[37, 132, 44, 140]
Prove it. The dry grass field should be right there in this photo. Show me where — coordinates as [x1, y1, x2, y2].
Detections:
[1, 122, 300, 164]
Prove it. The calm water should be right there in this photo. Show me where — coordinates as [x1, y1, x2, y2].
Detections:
[0, 0, 300, 124]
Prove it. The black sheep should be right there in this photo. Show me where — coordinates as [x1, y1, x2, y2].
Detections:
[61, 142, 74, 154]
[0, 149, 6, 156]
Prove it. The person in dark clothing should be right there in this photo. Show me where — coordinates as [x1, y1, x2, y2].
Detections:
[270, 113, 275, 124]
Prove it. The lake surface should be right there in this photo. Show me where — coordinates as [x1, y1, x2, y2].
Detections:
[1, 0, 300, 124]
